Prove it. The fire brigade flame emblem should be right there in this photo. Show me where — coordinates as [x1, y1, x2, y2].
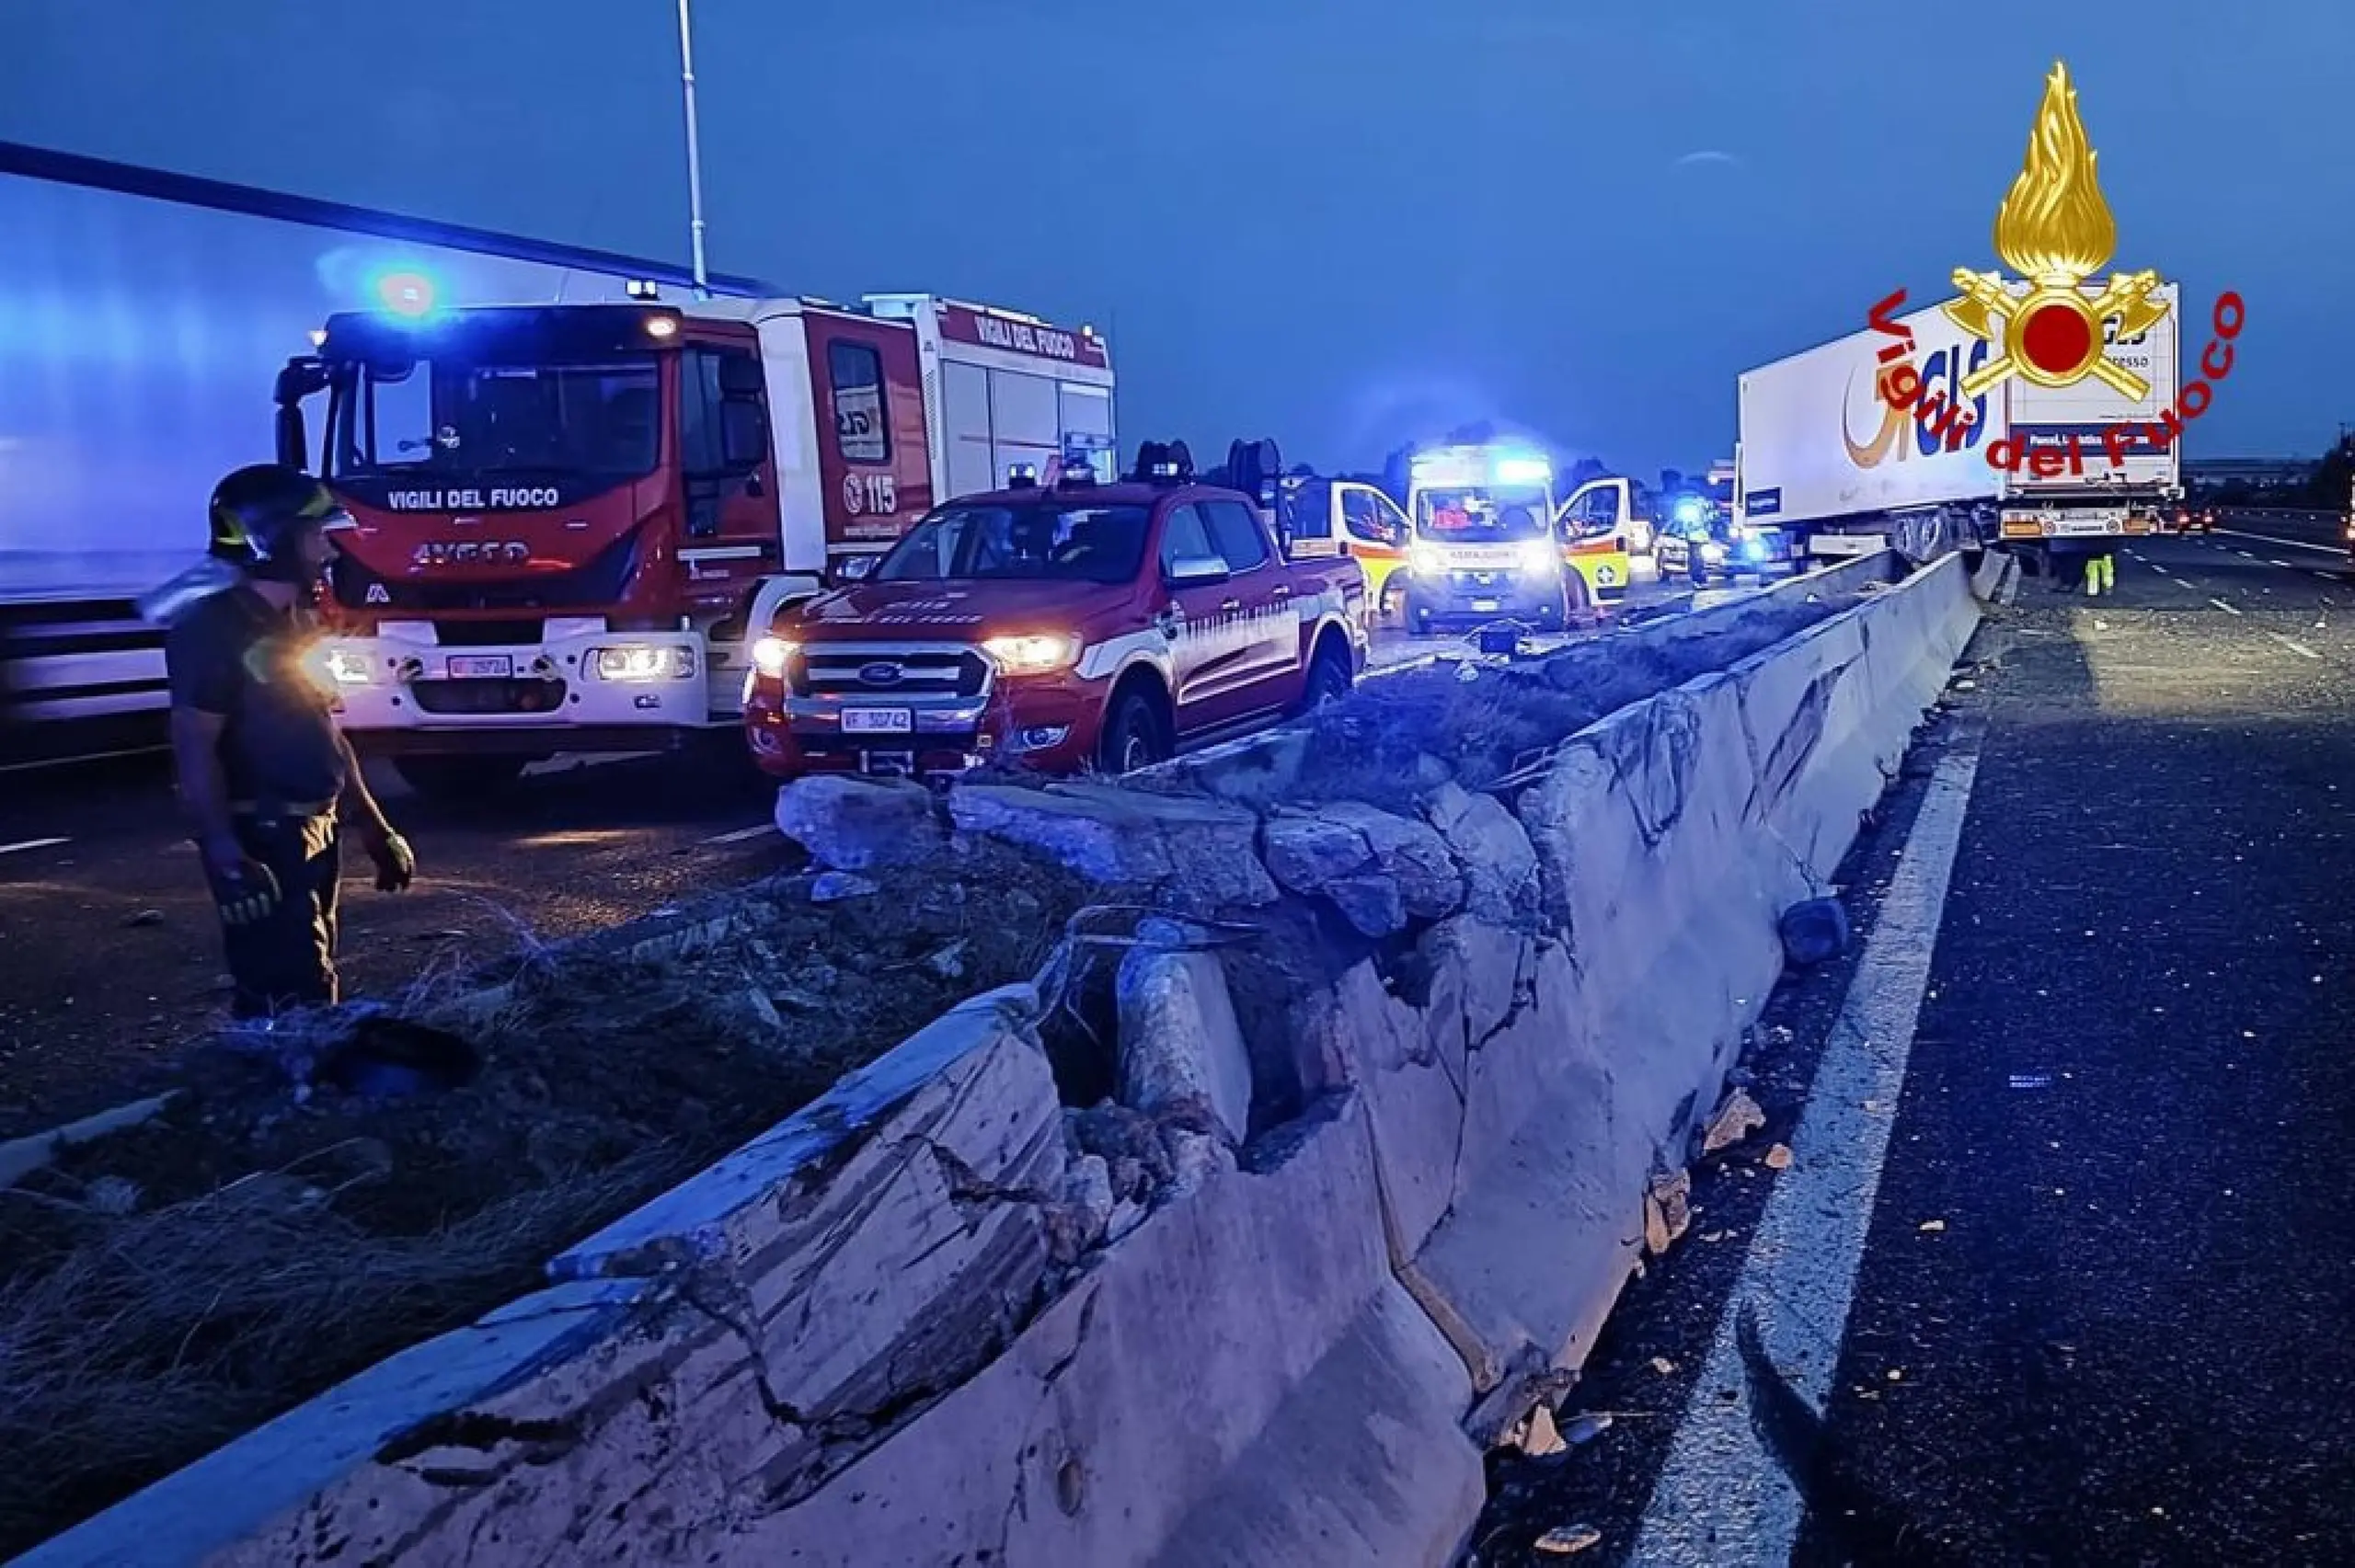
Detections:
[1944, 61, 2168, 402]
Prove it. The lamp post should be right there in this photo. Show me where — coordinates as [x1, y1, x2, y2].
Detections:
[674, 0, 711, 297]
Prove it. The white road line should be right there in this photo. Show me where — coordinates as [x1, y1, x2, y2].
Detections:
[2210, 598, 2244, 616]
[701, 823, 775, 846]
[2215, 527, 2341, 556]
[2269, 634, 2322, 660]
[0, 837, 69, 858]
[2271, 560, 2297, 570]
[1631, 732, 1984, 1567]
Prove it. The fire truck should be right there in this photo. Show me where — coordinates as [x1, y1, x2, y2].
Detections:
[273, 289, 1116, 797]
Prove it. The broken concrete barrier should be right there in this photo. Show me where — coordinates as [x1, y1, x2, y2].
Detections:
[1114, 918, 1255, 1146]
[29, 552, 1985, 1567]
[773, 773, 948, 870]
[948, 780, 1278, 910]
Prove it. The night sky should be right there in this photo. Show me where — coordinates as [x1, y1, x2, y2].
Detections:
[6, 0, 2346, 477]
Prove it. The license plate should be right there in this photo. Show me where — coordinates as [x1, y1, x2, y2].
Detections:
[446, 655, 512, 679]
[1471, 599, 1501, 612]
[842, 707, 913, 735]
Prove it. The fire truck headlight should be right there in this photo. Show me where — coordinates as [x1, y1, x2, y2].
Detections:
[594, 644, 697, 681]
[1409, 542, 1446, 577]
[322, 648, 373, 686]
[1516, 540, 1557, 577]
[981, 633, 1082, 674]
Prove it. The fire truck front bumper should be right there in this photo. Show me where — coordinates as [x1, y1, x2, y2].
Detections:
[317, 624, 718, 747]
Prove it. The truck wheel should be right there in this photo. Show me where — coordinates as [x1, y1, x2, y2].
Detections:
[1097, 687, 1169, 775]
[1299, 640, 1354, 714]
[393, 756, 530, 802]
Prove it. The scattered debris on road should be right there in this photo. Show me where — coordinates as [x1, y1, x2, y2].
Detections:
[1533, 1522, 1603, 1555]
[1764, 1142, 1795, 1170]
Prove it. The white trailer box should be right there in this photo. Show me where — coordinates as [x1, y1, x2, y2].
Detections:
[1736, 295, 2008, 531]
[1737, 281, 2180, 547]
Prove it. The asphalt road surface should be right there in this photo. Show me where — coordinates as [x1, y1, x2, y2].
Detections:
[0, 589, 1695, 1139]
[1476, 529, 2355, 1565]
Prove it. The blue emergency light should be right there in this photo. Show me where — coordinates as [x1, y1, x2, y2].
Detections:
[370, 267, 441, 319]
[1492, 455, 1551, 486]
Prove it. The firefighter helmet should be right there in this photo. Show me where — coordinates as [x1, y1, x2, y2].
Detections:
[207, 464, 354, 579]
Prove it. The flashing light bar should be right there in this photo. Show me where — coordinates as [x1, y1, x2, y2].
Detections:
[1491, 455, 1551, 486]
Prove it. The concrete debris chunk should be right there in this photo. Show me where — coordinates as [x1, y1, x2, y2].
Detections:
[1114, 918, 1253, 1147]
[1423, 782, 1540, 922]
[1519, 1403, 1568, 1458]
[1534, 1523, 1603, 1555]
[950, 782, 1276, 909]
[1317, 800, 1465, 919]
[1763, 1142, 1794, 1170]
[1327, 874, 1408, 938]
[773, 774, 947, 871]
[1643, 1168, 1694, 1256]
[1044, 1153, 1116, 1264]
[1701, 1086, 1767, 1154]
[1262, 813, 1374, 891]
[810, 871, 879, 903]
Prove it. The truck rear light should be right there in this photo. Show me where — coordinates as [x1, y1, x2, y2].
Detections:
[592, 645, 695, 681]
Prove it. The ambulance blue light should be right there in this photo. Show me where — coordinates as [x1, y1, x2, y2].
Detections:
[1674, 497, 1705, 526]
[1492, 455, 1550, 486]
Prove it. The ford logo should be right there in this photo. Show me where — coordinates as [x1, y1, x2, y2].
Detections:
[858, 661, 902, 686]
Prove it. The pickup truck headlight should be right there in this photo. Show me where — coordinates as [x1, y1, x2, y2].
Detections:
[751, 636, 798, 678]
[982, 633, 1082, 673]
[1517, 539, 1557, 576]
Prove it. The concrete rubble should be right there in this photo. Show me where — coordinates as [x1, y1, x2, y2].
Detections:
[773, 774, 948, 871]
[26, 552, 1990, 1568]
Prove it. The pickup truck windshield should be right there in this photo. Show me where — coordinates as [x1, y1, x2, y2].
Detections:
[873, 501, 1152, 585]
[330, 358, 661, 481]
[1415, 486, 1552, 543]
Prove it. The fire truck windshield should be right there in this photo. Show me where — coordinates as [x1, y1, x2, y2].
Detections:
[873, 502, 1152, 586]
[1413, 486, 1552, 544]
[328, 357, 662, 481]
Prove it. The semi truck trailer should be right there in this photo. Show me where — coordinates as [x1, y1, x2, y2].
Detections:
[1733, 282, 2182, 575]
[0, 139, 769, 771]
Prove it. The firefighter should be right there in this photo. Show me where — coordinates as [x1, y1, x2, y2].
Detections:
[162, 464, 417, 1022]
[2083, 541, 2118, 598]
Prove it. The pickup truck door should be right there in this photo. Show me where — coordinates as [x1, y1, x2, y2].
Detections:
[1154, 502, 1252, 734]
[1198, 498, 1304, 715]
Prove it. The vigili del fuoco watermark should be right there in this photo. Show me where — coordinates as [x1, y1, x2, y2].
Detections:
[1867, 60, 2244, 475]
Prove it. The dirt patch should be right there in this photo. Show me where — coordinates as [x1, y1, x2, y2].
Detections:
[0, 839, 1087, 1559]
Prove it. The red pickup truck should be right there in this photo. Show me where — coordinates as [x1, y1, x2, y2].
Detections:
[742, 441, 1369, 780]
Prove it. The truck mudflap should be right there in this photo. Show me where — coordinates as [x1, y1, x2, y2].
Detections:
[319, 624, 726, 738]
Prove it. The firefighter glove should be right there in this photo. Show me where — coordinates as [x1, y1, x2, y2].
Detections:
[207, 856, 283, 928]
[368, 829, 417, 894]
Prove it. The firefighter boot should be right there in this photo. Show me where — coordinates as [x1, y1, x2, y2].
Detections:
[2085, 558, 2101, 598]
[2099, 554, 2117, 594]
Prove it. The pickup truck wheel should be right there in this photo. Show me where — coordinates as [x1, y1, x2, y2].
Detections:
[392, 756, 530, 802]
[1097, 689, 1169, 775]
[1301, 642, 1354, 714]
